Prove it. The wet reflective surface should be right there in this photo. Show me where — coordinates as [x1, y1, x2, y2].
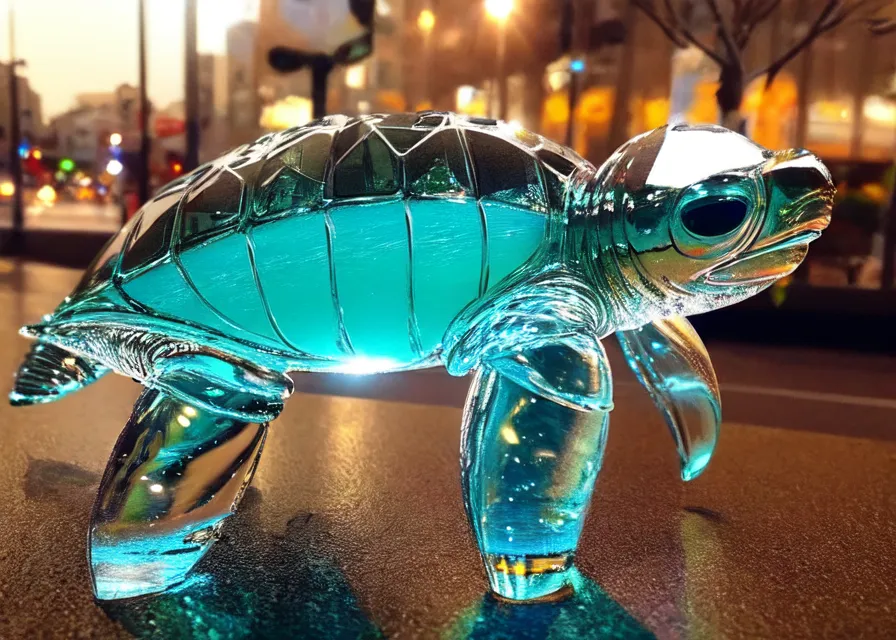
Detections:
[2, 262, 895, 638]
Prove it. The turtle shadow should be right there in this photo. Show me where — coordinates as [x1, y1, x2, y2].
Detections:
[447, 570, 654, 640]
[99, 488, 384, 639]
[23, 458, 101, 500]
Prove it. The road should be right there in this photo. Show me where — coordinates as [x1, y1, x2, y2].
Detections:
[0, 201, 122, 233]
[0, 261, 894, 638]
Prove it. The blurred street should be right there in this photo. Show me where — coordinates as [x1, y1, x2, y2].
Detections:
[0, 201, 121, 233]
[0, 261, 894, 638]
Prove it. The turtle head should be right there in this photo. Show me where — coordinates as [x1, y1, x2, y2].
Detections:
[600, 124, 834, 314]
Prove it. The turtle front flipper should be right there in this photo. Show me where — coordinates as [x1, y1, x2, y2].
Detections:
[616, 316, 721, 481]
[90, 386, 268, 600]
[461, 338, 612, 602]
[9, 342, 109, 406]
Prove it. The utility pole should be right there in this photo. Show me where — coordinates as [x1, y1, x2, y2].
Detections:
[184, 0, 200, 171]
[6, 1, 25, 254]
[137, 0, 151, 206]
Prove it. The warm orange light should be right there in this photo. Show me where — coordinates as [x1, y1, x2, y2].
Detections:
[417, 8, 435, 33]
[172, 162, 183, 174]
[345, 64, 366, 90]
[485, 0, 513, 22]
[32, 149, 43, 160]
[0, 181, 14, 197]
[378, 90, 407, 112]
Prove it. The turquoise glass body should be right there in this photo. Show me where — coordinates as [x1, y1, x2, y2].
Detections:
[11, 113, 834, 601]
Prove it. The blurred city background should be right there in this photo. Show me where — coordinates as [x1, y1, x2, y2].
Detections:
[1, 0, 895, 345]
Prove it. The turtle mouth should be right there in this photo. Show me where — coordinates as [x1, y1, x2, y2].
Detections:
[705, 226, 824, 286]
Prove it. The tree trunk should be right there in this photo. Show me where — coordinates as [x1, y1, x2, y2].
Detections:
[716, 63, 746, 135]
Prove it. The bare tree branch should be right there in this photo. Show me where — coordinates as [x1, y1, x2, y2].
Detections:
[868, 17, 896, 34]
[632, 0, 727, 65]
[737, 0, 781, 49]
[750, 0, 781, 30]
[705, 0, 742, 66]
[751, 0, 842, 86]
[631, 0, 688, 47]
[821, 0, 890, 30]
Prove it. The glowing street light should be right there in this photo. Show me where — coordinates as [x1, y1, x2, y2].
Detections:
[485, 0, 513, 23]
[418, 8, 435, 33]
[106, 159, 124, 176]
[345, 64, 366, 90]
[109, 132, 123, 146]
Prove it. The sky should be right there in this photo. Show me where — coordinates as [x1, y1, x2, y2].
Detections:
[0, 0, 258, 119]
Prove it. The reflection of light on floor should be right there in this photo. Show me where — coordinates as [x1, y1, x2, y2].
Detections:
[682, 509, 725, 636]
[323, 398, 375, 511]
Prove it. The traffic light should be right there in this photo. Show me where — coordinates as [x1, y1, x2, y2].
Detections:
[265, 0, 375, 72]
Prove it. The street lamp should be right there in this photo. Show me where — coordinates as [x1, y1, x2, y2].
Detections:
[418, 8, 436, 109]
[417, 8, 435, 33]
[106, 160, 124, 177]
[485, 0, 513, 22]
[485, 0, 513, 120]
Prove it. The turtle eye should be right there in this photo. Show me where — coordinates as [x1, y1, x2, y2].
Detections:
[680, 198, 748, 237]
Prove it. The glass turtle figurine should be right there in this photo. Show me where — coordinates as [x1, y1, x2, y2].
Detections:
[9, 112, 834, 602]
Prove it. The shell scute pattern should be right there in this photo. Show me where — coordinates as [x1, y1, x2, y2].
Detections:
[106, 113, 582, 281]
[64, 113, 587, 361]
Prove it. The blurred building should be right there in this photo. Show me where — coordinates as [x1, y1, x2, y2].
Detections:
[44, 84, 140, 171]
[47, 105, 115, 168]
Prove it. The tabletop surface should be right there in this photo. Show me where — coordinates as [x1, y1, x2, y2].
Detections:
[0, 261, 894, 639]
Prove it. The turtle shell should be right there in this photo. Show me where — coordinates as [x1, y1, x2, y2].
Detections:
[63, 113, 589, 353]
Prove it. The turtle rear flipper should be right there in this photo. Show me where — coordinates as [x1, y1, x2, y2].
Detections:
[9, 342, 110, 406]
[90, 355, 290, 599]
